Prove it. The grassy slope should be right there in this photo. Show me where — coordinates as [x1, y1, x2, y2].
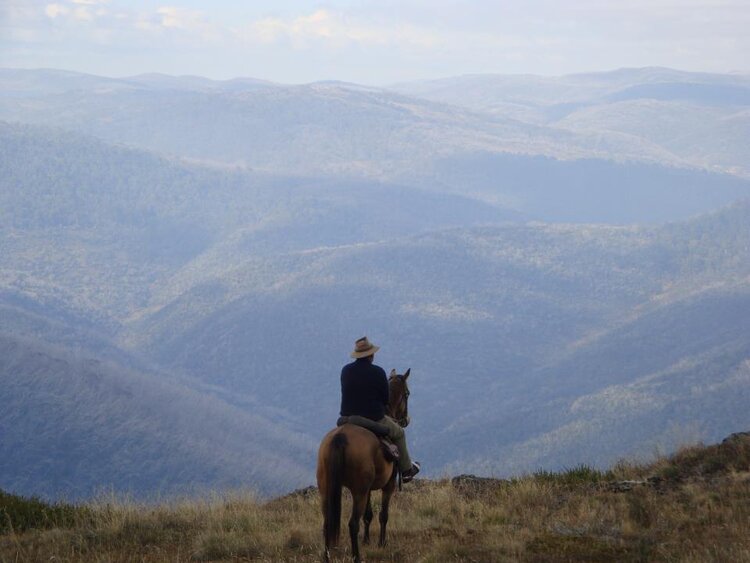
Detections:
[2, 433, 750, 562]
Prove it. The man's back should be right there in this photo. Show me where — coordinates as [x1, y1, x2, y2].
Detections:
[340, 358, 389, 421]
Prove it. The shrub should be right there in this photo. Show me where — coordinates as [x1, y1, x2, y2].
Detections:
[0, 489, 81, 533]
[532, 464, 608, 487]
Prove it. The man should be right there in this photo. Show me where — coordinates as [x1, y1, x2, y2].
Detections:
[340, 336, 420, 481]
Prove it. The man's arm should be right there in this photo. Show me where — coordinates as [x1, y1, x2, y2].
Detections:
[378, 367, 389, 408]
[340, 366, 349, 416]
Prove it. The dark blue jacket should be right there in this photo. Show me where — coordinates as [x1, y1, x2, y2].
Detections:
[340, 358, 389, 421]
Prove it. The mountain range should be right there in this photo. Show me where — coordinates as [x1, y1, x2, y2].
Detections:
[1, 66, 749, 499]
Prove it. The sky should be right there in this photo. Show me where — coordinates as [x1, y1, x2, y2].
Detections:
[1, 0, 748, 84]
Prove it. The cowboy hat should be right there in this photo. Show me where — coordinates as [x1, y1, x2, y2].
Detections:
[350, 336, 380, 358]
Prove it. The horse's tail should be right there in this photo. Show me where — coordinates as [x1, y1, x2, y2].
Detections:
[324, 432, 347, 547]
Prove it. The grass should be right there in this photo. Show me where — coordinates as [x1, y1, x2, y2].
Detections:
[2, 435, 750, 562]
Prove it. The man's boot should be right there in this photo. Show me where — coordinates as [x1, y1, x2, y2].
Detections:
[402, 461, 421, 483]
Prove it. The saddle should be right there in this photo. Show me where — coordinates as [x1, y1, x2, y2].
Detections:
[337, 416, 400, 463]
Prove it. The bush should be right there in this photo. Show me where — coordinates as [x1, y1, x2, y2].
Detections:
[532, 464, 609, 487]
[0, 489, 81, 533]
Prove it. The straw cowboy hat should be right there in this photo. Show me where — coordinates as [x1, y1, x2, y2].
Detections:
[350, 336, 380, 358]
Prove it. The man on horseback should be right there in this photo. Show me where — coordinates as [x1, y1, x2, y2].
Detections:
[340, 336, 420, 482]
[318, 337, 417, 561]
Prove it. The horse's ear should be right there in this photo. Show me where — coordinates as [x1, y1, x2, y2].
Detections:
[389, 369, 397, 379]
[403, 368, 411, 380]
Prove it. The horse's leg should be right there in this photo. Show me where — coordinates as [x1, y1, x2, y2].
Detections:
[349, 489, 369, 563]
[320, 490, 330, 562]
[362, 491, 373, 545]
[379, 474, 397, 547]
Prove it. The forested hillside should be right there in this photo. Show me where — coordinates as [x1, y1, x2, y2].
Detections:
[1, 68, 749, 500]
[3, 68, 749, 223]
[0, 333, 314, 499]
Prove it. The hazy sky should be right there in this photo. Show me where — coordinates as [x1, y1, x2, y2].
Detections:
[2, 0, 748, 84]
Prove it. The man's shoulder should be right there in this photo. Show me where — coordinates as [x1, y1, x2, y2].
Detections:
[342, 360, 385, 376]
[371, 363, 387, 377]
[341, 361, 360, 376]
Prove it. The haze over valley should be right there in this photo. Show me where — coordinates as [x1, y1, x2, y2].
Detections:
[2, 66, 750, 500]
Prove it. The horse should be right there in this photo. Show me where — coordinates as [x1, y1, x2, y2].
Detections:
[316, 368, 411, 563]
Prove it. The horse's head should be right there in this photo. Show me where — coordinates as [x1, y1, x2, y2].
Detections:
[388, 368, 411, 428]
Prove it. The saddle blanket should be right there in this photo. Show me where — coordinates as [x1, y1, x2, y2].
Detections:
[336, 416, 400, 462]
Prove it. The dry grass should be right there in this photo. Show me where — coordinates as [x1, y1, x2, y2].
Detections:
[3, 437, 750, 562]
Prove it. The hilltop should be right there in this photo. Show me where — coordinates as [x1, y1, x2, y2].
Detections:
[2, 431, 750, 561]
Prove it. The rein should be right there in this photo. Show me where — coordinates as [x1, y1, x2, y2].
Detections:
[389, 377, 410, 428]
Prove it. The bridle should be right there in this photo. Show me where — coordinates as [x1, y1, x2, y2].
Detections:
[389, 375, 410, 428]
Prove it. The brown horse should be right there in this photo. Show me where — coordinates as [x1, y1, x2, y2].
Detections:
[317, 368, 411, 563]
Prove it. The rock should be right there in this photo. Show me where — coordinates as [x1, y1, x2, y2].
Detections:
[605, 480, 650, 493]
[605, 475, 664, 493]
[281, 485, 318, 500]
[451, 474, 507, 495]
[721, 432, 750, 445]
